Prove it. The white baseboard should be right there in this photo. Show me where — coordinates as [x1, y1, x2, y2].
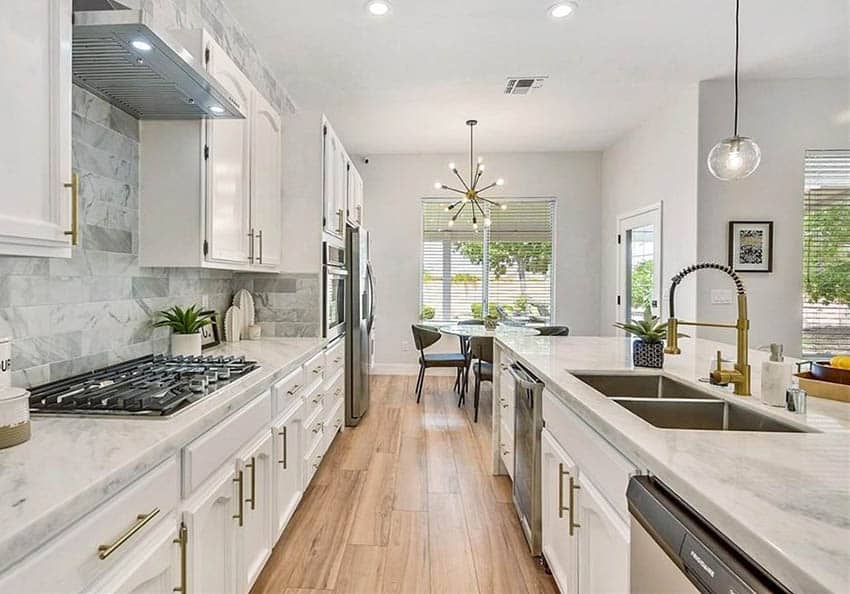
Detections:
[371, 363, 458, 377]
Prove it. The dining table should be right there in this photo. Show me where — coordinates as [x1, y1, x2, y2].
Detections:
[438, 324, 541, 339]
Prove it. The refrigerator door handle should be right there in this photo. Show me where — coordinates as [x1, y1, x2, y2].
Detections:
[366, 262, 376, 333]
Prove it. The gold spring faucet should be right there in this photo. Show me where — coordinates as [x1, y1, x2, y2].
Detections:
[664, 263, 751, 396]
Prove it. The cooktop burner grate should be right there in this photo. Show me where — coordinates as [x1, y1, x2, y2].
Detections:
[28, 354, 259, 418]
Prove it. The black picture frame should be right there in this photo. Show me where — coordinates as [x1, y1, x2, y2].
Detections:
[728, 221, 774, 273]
[200, 310, 221, 350]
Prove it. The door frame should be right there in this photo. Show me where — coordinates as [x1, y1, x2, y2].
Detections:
[616, 202, 663, 326]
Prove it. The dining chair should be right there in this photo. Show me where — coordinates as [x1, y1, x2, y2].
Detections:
[469, 336, 494, 422]
[410, 324, 467, 404]
[456, 319, 484, 392]
[535, 325, 570, 336]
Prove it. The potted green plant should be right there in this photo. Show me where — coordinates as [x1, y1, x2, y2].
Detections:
[484, 314, 499, 330]
[154, 305, 214, 356]
[613, 306, 678, 368]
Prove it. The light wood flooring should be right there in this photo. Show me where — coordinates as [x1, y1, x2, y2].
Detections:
[251, 374, 558, 594]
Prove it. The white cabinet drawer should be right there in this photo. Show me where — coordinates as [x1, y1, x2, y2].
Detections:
[325, 338, 345, 376]
[182, 390, 272, 495]
[323, 367, 345, 406]
[304, 350, 326, 383]
[0, 457, 179, 594]
[543, 389, 636, 519]
[499, 419, 515, 479]
[301, 380, 327, 426]
[273, 367, 306, 415]
[324, 395, 344, 436]
[301, 402, 326, 461]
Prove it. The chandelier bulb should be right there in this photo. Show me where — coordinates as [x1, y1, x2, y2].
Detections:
[496, 178, 505, 186]
[477, 156, 484, 164]
[448, 219, 454, 227]
[434, 181, 442, 189]
[478, 164, 486, 172]
[448, 162, 456, 171]
[484, 218, 491, 227]
[473, 222, 479, 231]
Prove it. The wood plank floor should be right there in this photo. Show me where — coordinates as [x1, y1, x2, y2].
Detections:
[251, 375, 558, 594]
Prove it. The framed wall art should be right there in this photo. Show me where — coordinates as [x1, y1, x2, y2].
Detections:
[728, 221, 773, 273]
[200, 310, 221, 350]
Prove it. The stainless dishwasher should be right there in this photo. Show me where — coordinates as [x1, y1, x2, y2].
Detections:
[508, 362, 545, 556]
[628, 476, 791, 594]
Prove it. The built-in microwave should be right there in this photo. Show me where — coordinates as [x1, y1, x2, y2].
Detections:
[323, 239, 347, 339]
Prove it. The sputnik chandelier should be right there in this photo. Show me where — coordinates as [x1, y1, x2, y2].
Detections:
[434, 119, 506, 230]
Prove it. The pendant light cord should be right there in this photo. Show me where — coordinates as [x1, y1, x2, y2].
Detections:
[733, 0, 740, 137]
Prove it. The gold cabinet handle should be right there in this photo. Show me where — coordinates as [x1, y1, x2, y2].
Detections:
[286, 384, 301, 396]
[257, 229, 263, 264]
[313, 365, 324, 375]
[172, 523, 188, 593]
[312, 394, 324, 405]
[247, 228, 255, 263]
[568, 477, 581, 536]
[558, 463, 570, 519]
[278, 427, 288, 468]
[233, 470, 244, 526]
[97, 508, 160, 559]
[245, 457, 256, 510]
[63, 172, 79, 246]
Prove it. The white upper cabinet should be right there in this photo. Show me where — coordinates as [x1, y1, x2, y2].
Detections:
[205, 41, 252, 266]
[347, 159, 364, 227]
[322, 120, 347, 238]
[0, 1, 73, 258]
[250, 93, 282, 268]
[139, 32, 281, 272]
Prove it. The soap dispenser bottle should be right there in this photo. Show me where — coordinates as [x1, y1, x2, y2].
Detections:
[761, 344, 793, 407]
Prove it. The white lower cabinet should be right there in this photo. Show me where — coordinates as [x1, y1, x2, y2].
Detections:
[540, 429, 578, 594]
[236, 431, 274, 594]
[577, 473, 630, 594]
[272, 403, 303, 538]
[182, 465, 239, 594]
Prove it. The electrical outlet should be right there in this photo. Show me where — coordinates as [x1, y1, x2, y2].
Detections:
[401, 340, 412, 353]
[711, 289, 733, 305]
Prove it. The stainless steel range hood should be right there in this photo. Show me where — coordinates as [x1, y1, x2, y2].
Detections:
[72, 7, 244, 120]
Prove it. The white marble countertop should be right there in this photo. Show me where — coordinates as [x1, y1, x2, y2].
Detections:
[0, 337, 327, 572]
[494, 335, 850, 594]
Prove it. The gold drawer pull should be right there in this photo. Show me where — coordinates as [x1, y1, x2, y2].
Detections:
[312, 365, 324, 374]
[278, 427, 288, 468]
[568, 477, 581, 536]
[173, 523, 188, 593]
[287, 384, 301, 395]
[233, 470, 244, 526]
[98, 508, 160, 559]
[245, 457, 256, 510]
[558, 463, 570, 518]
[63, 172, 79, 246]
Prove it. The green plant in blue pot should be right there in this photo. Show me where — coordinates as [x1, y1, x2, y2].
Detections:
[613, 306, 682, 369]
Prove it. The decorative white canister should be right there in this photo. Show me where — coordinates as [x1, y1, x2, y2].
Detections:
[171, 333, 202, 357]
[0, 387, 31, 450]
[0, 337, 10, 387]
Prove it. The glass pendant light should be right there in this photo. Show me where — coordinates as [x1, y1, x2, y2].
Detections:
[707, 0, 761, 181]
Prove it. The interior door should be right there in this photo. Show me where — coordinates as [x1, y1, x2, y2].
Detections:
[540, 429, 578, 594]
[250, 92, 282, 267]
[205, 40, 252, 265]
[273, 405, 303, 538]
[577, 474, 630, 594]
[617, 204, 663, 324]
[182, 466, 238, 594]
[237, 432, 273, 593]
[0, 0, 72, 257]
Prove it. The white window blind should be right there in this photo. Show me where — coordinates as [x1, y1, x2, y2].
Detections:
[802, 150, 850, 357]
[421, 199, 555, 323]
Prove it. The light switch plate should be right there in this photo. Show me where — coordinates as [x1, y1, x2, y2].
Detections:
[711, 289, 734, 305]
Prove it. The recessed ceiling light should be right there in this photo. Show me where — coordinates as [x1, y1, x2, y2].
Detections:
[131, 39, 153, 51]
[548, 2, 576, 20]
[365, 0, 391, 17]
[209, 105, 225, 114]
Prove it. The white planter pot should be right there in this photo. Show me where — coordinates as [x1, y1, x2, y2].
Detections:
[171, 333, 202, 357]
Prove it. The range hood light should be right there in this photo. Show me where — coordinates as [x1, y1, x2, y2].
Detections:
[131, 39, 152, 51]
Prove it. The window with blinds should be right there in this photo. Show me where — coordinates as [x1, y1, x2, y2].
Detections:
[421, 199, 555, 323]
[802, 150, 850, 357]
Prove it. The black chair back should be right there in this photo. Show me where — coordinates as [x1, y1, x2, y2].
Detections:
[536, 325, 570, 336]
[411, 324, 442, 352]
[469, 336, 494, 363]
[458, 319, 484, 326]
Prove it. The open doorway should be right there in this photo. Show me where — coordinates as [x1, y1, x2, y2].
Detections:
[617, 203, 663, 324]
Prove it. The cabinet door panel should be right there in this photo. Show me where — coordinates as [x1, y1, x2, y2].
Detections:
[238, 432, 274, 593]
[206, 42, 252, 264]
[250, 93, 281, 268]
[183, 466, 238, 594]
[540, 429, 578, 594]
[273, 406, 303, 537]
[322, 122, 344, 237]
[0, 0, 72, 257]
[577, 474, 630, 594]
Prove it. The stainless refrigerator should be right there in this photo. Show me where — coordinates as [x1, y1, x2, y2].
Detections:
[345, 225, 374, 425]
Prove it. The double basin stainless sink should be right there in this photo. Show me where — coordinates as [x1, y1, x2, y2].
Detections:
[574, 374, 807, 433]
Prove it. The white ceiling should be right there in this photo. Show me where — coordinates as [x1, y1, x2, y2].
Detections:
[226, 0, 848, 154]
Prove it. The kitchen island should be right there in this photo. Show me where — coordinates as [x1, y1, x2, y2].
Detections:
[493, 335, 850, 593]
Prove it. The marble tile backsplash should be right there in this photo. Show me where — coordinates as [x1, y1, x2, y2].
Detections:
[234, 274, 322, 339]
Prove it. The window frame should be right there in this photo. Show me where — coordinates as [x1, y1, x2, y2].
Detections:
[418, 196, 558, 324]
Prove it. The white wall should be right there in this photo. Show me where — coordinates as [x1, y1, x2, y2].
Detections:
[599, 86, 700, 333]
[359, 152, 602, 372]
[696, 79, 850, 355]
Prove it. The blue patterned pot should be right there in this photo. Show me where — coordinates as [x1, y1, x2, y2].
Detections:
[633, 340, 664, 369]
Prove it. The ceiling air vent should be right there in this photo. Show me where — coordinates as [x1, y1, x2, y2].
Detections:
[504, 76, 548, 95]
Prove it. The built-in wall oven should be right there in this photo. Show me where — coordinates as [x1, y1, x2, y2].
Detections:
[323, 239, 347, 340]
[509, 362, 545, 556]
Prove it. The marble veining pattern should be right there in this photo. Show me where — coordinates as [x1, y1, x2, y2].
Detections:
[495, 335, 850, 594]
